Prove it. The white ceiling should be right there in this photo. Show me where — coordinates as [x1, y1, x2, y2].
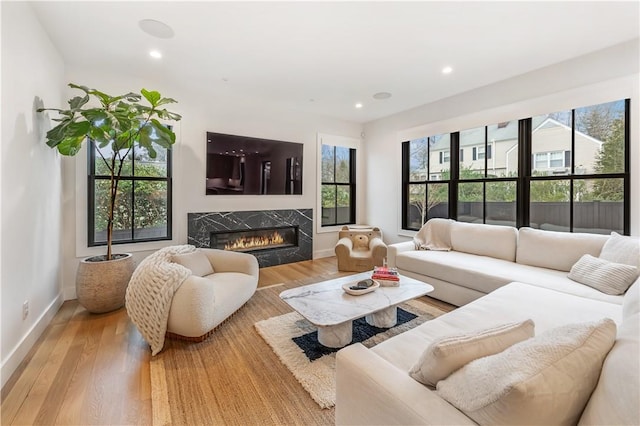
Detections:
[30, 1, 640, 124]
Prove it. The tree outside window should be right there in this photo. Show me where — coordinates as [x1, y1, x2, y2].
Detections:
[402, 99, 628, 234]
[321, 144, 355, 226]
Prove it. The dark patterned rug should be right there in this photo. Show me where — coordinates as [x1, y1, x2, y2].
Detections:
[292, 308, 418, 361]
[255, 299, 446, 409]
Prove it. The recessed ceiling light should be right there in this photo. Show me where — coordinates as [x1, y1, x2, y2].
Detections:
[442, 66, 453, 75]
[139, 19, 174, 39]
[373, 92, 392, 100]
[149, 50, 162, 59]
[355, 103, 363, 109]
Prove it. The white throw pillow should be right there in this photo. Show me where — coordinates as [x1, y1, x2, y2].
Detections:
[172, 250, 214, 277]
[568, 254, 639, 295]
[409, 319, 534, 387]
[436, 318, 617, 426]
[599, 232, 640, 269]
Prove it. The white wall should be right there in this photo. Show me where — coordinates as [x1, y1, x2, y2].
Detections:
[60, 67, 363, 299]
[1, 2, 65, 387]
[363, 39, 640, 244]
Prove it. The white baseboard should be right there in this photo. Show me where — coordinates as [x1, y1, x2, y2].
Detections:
[1, 293, 64, 389]
[314, 249, 335, 259]
[63, 284, 76, 301]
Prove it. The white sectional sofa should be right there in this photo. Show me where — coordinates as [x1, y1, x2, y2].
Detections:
[387, 219, 617, 306]
[336, 221, 639, 425]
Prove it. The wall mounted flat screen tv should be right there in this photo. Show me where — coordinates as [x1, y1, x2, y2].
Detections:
[206, 132, 303, 195]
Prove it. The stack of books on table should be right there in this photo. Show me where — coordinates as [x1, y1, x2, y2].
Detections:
[372, 266, 400, 287]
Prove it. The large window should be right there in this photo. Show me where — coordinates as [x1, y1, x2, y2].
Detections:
[401, 99, 630, 235]
[88, 141, 172, 246]
[528, 100, 628, 233]
[403, 135, 451, 229]
[321, 144, 356, 226]
[457, 121, 518, 226]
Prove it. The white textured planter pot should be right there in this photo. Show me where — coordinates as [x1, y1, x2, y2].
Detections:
[76, 253, 136, 314]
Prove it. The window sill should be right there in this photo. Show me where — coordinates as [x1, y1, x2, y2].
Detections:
[317, 224, 352, 234]
[76, 238, 178, 259]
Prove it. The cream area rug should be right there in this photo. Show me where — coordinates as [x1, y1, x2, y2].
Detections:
[255, 299, 446, 409]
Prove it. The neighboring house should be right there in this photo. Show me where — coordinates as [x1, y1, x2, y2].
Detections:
[424, 117, 603, 180]
[519, 117, 603, 176]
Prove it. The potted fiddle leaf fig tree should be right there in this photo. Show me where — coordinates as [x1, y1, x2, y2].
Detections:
[38, 83, 181, 313]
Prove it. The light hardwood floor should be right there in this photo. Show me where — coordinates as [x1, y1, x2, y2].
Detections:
[1, 257, 453, 425]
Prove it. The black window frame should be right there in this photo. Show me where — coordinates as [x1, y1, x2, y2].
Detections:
[401, 99, 630, 234]
[321, 145, 356, 227]
[525, 100, 630, 234]
[402, 136, 452, 230]
[87, 139, 173, 247]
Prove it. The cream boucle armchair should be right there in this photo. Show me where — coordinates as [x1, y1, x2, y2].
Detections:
[168, 248, 259, 340]
[335, 226, 387, 272]
[126, 245, 259, 355]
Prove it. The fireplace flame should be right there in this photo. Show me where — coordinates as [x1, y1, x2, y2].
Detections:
[224, 231, 285, 251]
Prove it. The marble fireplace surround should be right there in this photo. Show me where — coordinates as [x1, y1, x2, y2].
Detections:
[187, 209, 313, 267]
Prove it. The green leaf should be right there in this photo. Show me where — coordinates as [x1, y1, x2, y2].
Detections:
[141, 89, 161, 106]
[146, 145, 157, 159]
[152, 120, 176, 145]
[66, 120, 91, 138]
[68, 83, 90, 93]
[96, 137, 111, 149]
[135, 105, 153, 114]
[138, 123, 154, 144]
[89, 126, 108, 143]
[88, 89, 112, 106]
[152, 132, 173, 149]
[45, 122, 71, 147]
[68, 95, 90, 110]
[56, 136, 85, 156]
[156, 97, 177, 106]
[166, 111, 182, 121]
[123, 92, 141, 102]
[81, 109, 108, 124]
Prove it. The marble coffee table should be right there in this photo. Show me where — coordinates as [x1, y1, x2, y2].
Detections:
[279, 271, 433, 348]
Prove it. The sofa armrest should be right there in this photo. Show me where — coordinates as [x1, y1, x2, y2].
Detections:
[369, 236, 387, 259]
[336, 343, 475, 426]
[335, 237, 353, 255]
[387, 241, 415, 268]
[201, 249, 259, 277]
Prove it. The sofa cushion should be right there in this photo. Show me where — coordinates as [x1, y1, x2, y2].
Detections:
[395, 250, 624, 304]
[568, 254, 639, 295]
[516, 227, 608, 272]
[579, 313, 640, 425]
[436, 318, 617, 426]
[372, 282, 622, 374]
[622, 280, 640, 320]
[172, 250, 214, 277]
[599, 232, 640, 269]
[396, 250, 513, 294]
[409, 319, 534, 387]
[450, 221, 517, 261]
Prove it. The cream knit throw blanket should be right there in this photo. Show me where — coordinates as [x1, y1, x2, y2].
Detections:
[413, 218, 453, 251]
[125, 245, 195, 355]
